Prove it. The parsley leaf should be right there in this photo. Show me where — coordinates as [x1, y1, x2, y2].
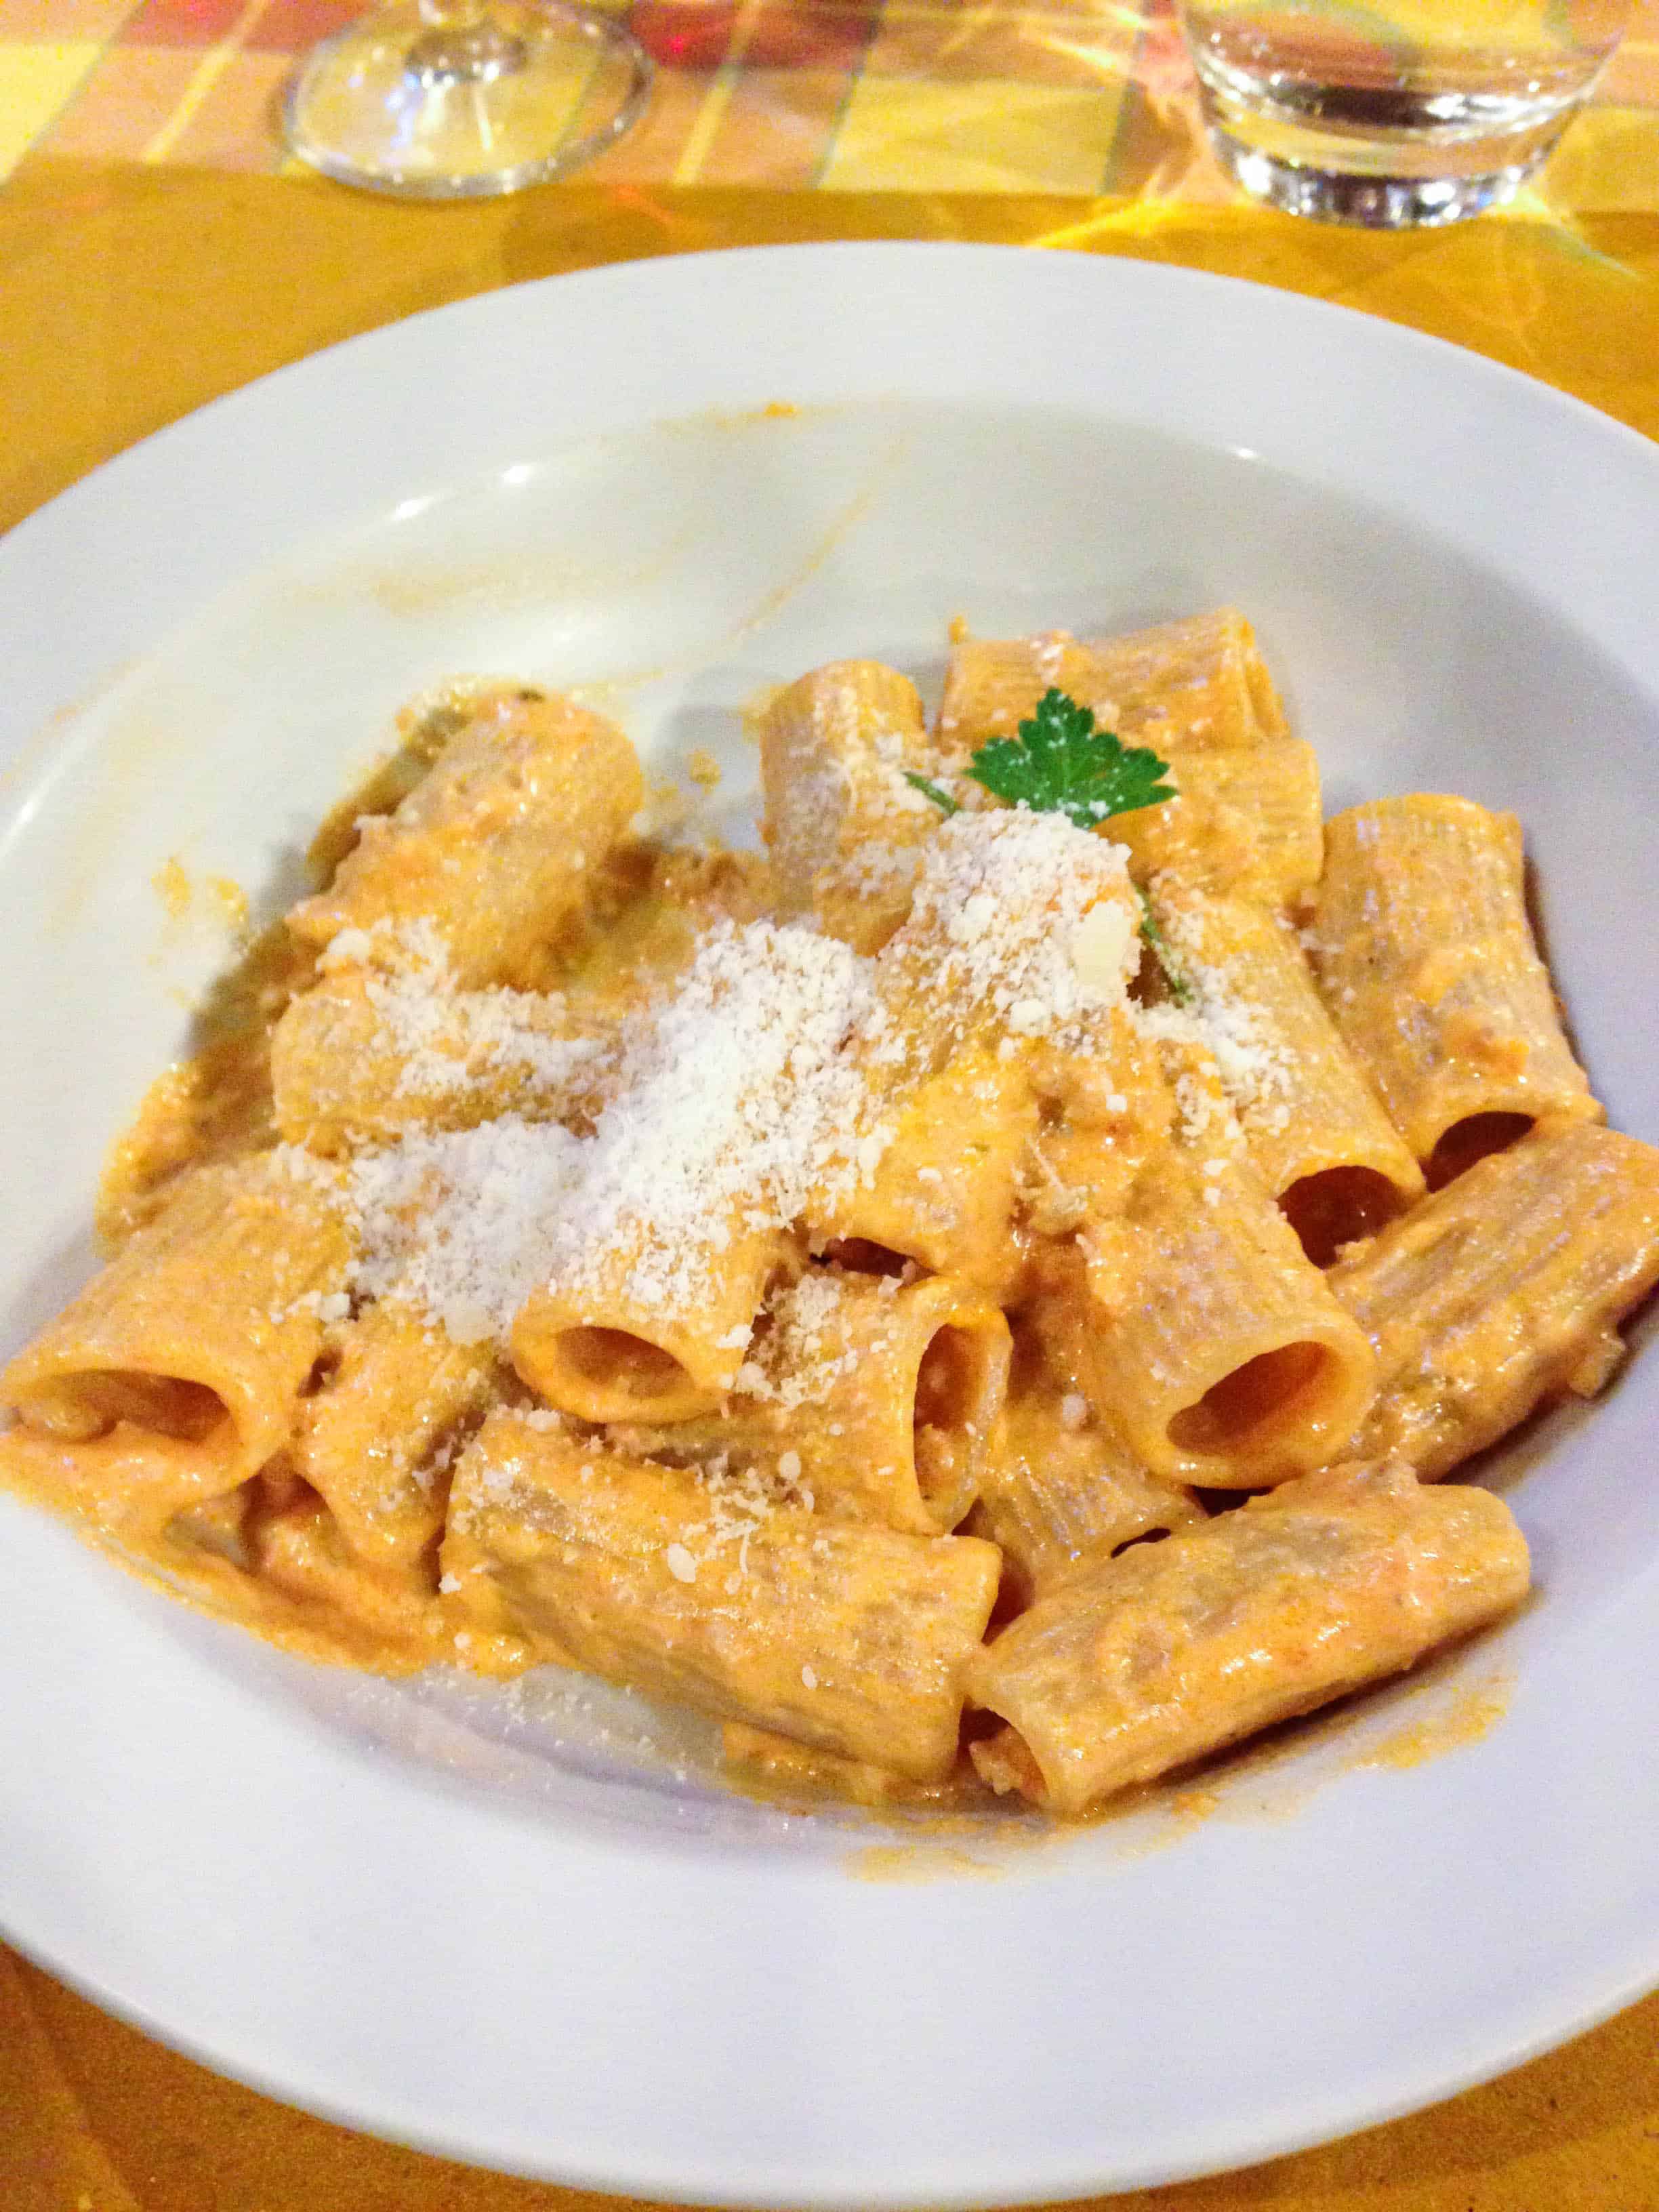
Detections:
[903, 769, 960, 816]
[968, 689, 1175, 830]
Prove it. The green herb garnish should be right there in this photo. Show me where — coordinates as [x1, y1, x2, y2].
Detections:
[903, 770, 961, 816]
[1136, 888, 1193, 1008]
[966, 688, 1176, 830]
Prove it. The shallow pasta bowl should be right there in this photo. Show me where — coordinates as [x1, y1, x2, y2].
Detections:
[1, 243, 1658, 2206]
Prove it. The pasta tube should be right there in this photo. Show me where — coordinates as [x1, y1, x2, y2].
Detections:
[1313, 797, 1599, 1181]
[937, 609, 1289, 757]
[511, 1221, 798, 1425]
[1, 1152, 350, 1496]
[1018, 1004, 1172, 1240]
[512, 918, 874, 1422]
[814, 809, 1142, 1288]
[1078, 1141, 1376, 1486]
[1329, 1119, 1659, 1478]
[968, 1458, 1530, 1814]
[1153, 886, 1425, 1263]
[443, 1412, 1001, 1780]
[758, 661, 939, 953]
[247, 1481, 445, 1670]
[271, 962, 607, 1154]
[1111, 741, 1323, 907]
[612, 1268, 1012, 1536]
[0, 1427, 262, 1564]
[293, 1300, 501, 1576]
[287, 690, 644, 990]
[815, 1046, 1037, 1293]
[968, 1367, 1204, 1607]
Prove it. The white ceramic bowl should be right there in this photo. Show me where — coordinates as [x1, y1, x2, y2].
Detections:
[2, 243, 1657, 2207]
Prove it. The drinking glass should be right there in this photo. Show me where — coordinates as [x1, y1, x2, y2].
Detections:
[1176, 0, 1635, 227]
[283, 0, 654, 199]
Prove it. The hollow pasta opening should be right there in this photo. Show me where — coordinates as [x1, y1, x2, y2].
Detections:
[553, 1327, 693, 1405]
[968, 1723, 1048, 1805]
[819, 1237, 912, 1277]
[1110, 1525, 1174, 1559]
[912, 1324, 994, 1511]
[164, 1478, 259, 1570]
[1166, 1340, 1336, 1461]
[65, 1370, 230, 1444]
[1280, 1166, 1406, 1267]
[1425, 1111, 1533, 1192]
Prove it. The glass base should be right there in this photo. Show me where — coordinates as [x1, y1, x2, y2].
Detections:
[1204, 125, 1543, 227]
[282, 0, 653, 200]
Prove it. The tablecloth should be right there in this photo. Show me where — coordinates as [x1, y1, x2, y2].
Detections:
[4, 4, 1659, 2204]
[0, 0, 1655, 197]
[5, 1944, 1659, 2209]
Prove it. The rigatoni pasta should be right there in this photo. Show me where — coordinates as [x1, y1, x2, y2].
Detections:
[3, 1152, 350, 1495]
[270, 937, 607, 1154]
[612, 1267, 1011, 1536]
[758, 659, 937, 954]
[288, 687, 644, 991]
[443, 1411, 1001, 1781]
[968, 1458, 1530, 1816]
[1110, 740, 1324, 907]
[937, 607, 1289, 755]
[293, 1300, 500, 1577]
[1328, 1120, 1659, 1478]
[3, 605, 1654, 1820]
[1149, 883, 1425, 1262]
[813, 807, 1141, 1290]
[1312, 796, 1599, 1181]
[967, 1364, 1204, 1607]
[937, 612, 1318, 901]
[1077, 1140, 1376, 1487]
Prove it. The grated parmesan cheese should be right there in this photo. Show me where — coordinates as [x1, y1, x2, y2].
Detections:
[885, 811, 1138, 1058]
[729, 1269, 862, 1412]
[533, 919, 886, 1315]
[1134, 896, 1295, 1143]
[335, 918, 890, 1345]
[343, 1114, 584, 1340]
[322, 918, 604, 1108]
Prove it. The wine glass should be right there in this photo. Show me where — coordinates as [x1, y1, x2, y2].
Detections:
[282, 0, 654, 199]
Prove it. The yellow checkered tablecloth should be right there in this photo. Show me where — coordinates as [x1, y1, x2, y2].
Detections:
[0, 0, 1656, 197]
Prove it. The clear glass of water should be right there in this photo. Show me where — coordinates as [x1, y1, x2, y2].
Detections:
[1176, 0, 1635, 227]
